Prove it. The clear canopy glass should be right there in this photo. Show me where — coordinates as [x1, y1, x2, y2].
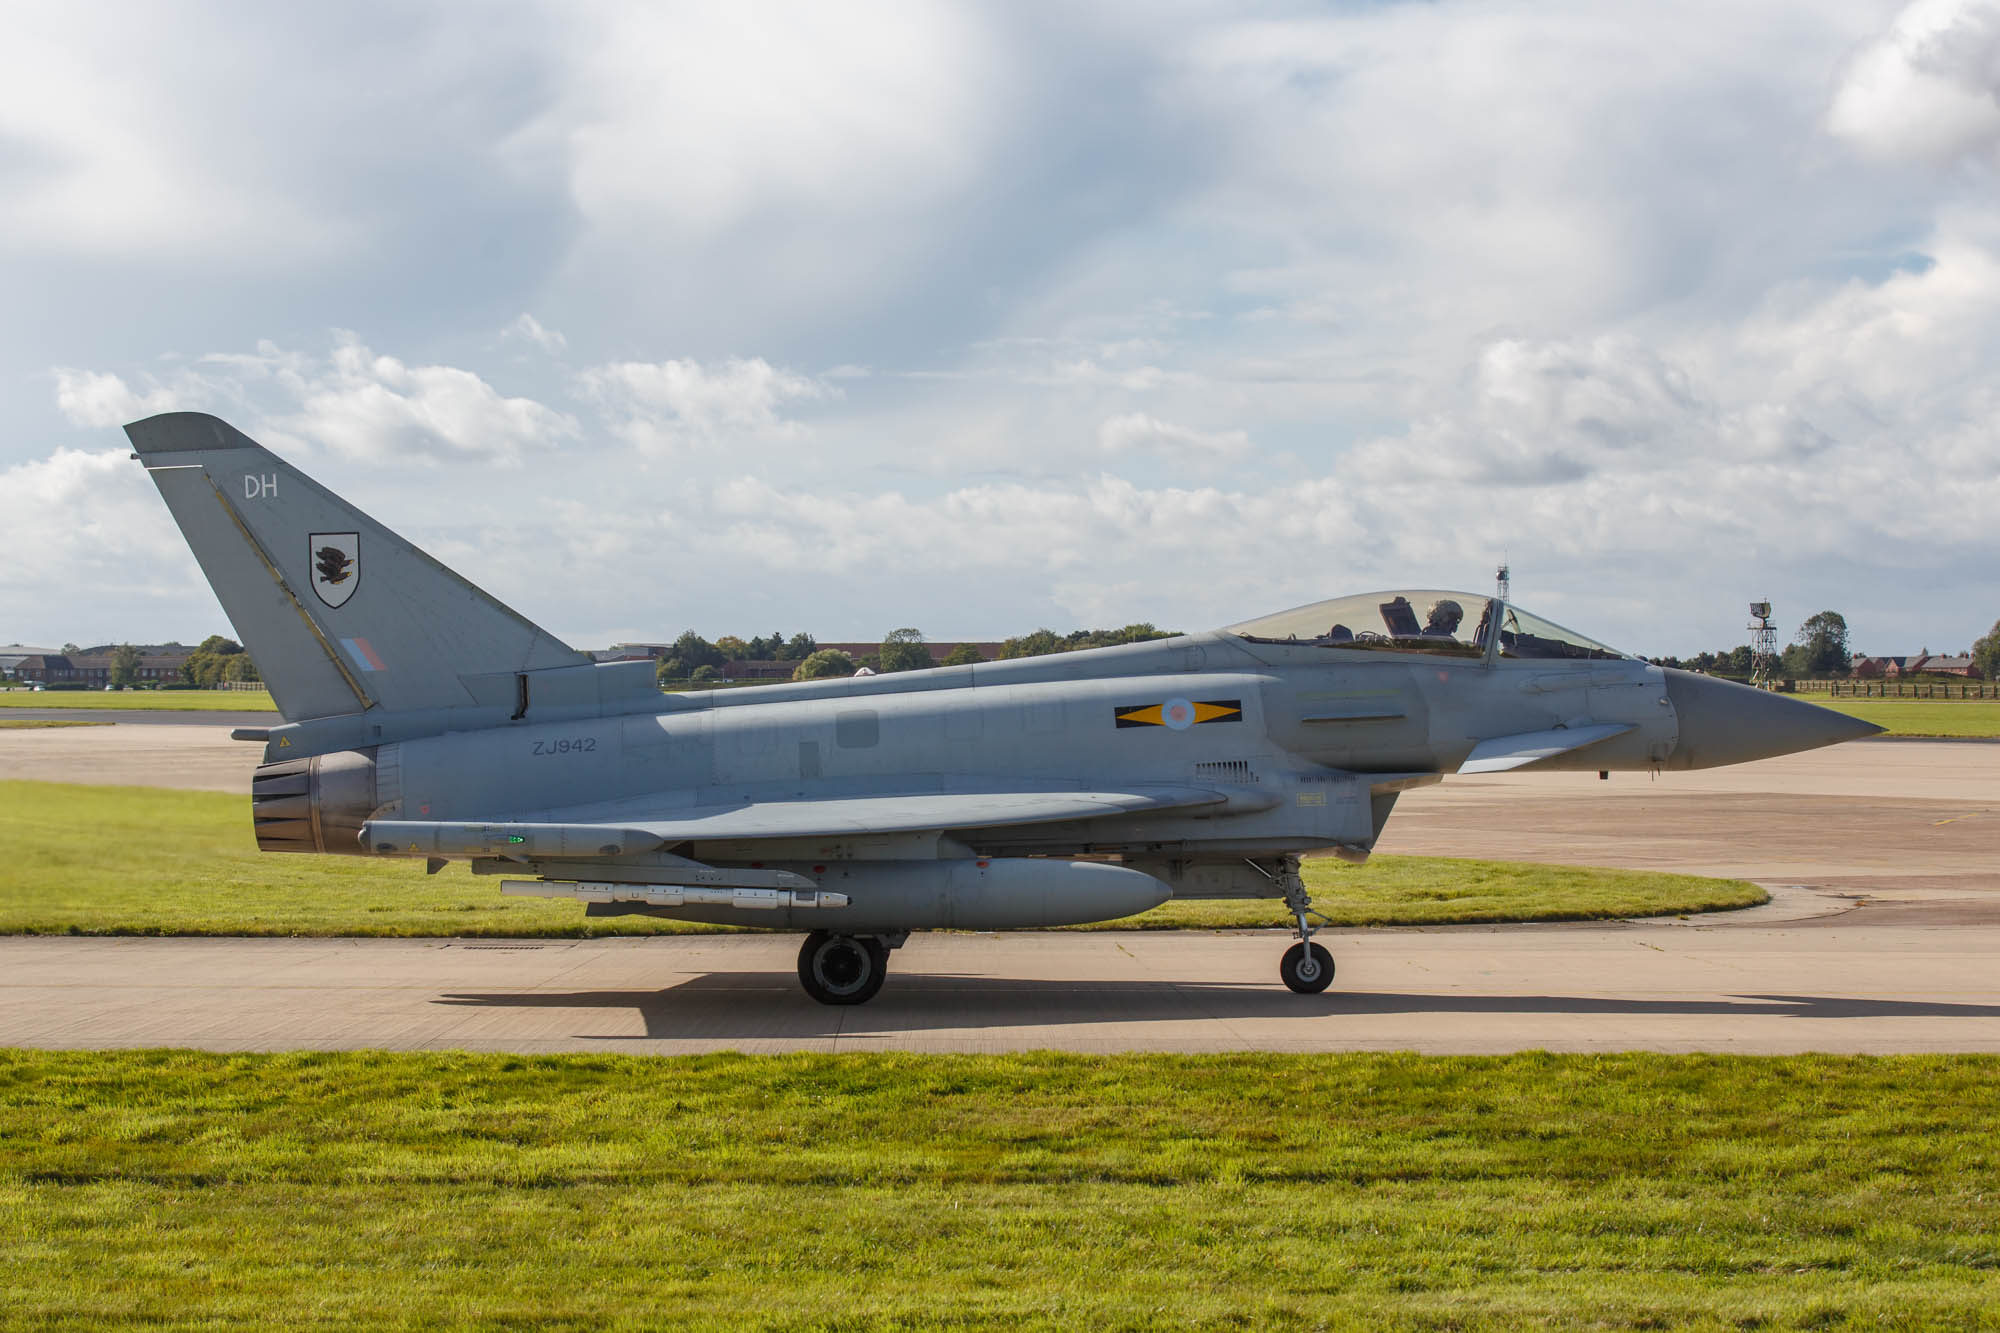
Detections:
[1493, 604, 1629, 661]
[1225, 590, 1631, 662]
[1226, 591, 1495, 658]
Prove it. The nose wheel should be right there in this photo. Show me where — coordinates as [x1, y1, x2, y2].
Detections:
[797, 930, 890, 1006]
[1280, 940, 1334, 994]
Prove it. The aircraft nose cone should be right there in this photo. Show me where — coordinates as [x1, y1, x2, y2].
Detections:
[1663, 669, 1885, 770]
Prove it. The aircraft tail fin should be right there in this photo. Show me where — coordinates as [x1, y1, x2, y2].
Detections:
[126, 412, 587, 722]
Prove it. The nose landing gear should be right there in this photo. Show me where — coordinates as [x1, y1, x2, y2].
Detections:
[1276, 858, 1334, 994]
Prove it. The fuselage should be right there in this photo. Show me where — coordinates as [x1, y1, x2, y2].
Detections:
[277, 625, 1674, 867]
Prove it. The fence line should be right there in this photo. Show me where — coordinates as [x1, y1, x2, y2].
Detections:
[1796, 679, 1995, 699]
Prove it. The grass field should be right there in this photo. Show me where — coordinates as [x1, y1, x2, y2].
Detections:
[1804, 696, 2000, 738]
[0, 687, 277, 711]
[0, 719, 110, 729]
[0, 1050, 1995, 1329]
[0, 781, 1764, 936]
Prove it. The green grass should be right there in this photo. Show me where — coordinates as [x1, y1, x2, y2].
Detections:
[1121, 855, 1764, 928]
[0, 718, 111, 729]
[0, 688, 276, 711]
[1, 1050, 1996, 1329]
[1803, 696, 2000, 738]
[0, 781, 1764, 936]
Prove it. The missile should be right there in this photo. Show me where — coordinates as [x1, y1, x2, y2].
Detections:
[502, 881, 846, 911]
[361, 819, 665, 859]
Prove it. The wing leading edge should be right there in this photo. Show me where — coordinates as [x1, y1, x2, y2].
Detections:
[362, 785, 1237, 858]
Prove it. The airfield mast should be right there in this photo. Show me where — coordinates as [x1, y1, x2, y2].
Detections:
[1749, 600, 1777, 689]
[1495, 561, 1511, 602]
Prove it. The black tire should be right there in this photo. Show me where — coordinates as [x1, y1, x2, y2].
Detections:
[798, 931, 888, 1006]
[1279, 941, 1334, 994]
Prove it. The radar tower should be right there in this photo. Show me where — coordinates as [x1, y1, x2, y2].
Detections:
[1749, 600, 1777, 689]
[1495, 560, 1511, 602]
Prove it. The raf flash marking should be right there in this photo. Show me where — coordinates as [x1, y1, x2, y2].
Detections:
[1115, 698, 1242, 730]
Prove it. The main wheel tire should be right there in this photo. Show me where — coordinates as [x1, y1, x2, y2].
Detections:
[798, 931, 888, 1006]
[1279, 941, 1334, 994]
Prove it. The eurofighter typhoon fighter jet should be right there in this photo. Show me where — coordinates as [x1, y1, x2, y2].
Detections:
[128, 413, 1881, 1004]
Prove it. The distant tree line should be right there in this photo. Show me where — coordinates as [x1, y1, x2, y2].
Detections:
[654, 623, 1180, 686]
[997, 624, 1175, 658]
[1652, 609, 1999, 681]
[1650, 611, 1853, 678]
[653, 629, 819, 684]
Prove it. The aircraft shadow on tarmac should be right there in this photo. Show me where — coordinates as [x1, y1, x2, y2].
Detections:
[433, 979, 2000, 1042]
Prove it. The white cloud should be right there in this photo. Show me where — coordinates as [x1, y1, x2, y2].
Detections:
[1828, 0, 2000, 165]
[273, 334, 579, 466]
[502, 313, 568, 356]
[1097, 412, 1251, 461]
[0, 9, 351, 261]
[12, 3, 2000, 657]
[53, 334, 579, 466]
[577, 357, 830, 453]
[0, 448, 201, 635]
[521, 3, 995, 241]
[51, 370, 186, 429]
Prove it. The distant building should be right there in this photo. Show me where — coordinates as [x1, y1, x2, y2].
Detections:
[1852, 652, 1978, 679]
[1850, 655, 1910, 678]
[7, 655, 74, 684]
[6, 649, 192, 686]
[1911, 653, 1978, 678]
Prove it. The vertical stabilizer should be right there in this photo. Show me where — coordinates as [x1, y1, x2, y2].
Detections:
[127, 412, 586, 722]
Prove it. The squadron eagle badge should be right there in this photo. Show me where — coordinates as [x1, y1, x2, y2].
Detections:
[308, 532, 360, 608]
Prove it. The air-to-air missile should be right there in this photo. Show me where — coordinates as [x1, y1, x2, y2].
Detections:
[129, 413, 1880, 1004]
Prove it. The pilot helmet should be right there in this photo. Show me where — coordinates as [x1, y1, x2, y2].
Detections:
[1425, 599, 1464, 633]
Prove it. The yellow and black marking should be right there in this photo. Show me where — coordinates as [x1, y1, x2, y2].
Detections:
[1115, 699, 1243, 728]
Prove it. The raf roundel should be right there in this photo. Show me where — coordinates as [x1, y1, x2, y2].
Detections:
[1161, 697, 1196, 730]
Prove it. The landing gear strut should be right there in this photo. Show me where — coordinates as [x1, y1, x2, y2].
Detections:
[797, 930, 891, 1006]
[1272, 858, 1334, 994]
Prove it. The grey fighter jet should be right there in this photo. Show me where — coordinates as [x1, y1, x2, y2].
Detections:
[127, 413, 1880, 1004]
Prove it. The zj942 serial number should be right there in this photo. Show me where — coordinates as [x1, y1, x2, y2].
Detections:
[530, 737, 598, 756]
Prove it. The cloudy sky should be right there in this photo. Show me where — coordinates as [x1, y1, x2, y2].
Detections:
[4, 0, 1997, 657]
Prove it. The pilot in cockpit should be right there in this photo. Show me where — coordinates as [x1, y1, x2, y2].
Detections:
[1422, 599, 1464, 638]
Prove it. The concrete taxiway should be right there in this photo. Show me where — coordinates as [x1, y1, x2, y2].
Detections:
[4, 893, 1998, 1053]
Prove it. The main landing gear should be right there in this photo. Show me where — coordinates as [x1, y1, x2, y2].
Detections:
[797, 930, 904, 1006]
[1276, 860, 1334, 995]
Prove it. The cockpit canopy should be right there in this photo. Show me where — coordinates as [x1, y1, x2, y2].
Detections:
[1225, 590, 1630, 662]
